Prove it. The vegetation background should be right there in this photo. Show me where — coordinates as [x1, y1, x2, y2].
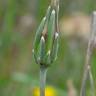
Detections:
[0, 0, 96, 96]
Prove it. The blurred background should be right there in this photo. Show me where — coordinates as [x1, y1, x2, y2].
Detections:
[0, 0, 96, 96]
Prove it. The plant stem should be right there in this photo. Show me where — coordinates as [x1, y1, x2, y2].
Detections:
[89, 69, 95, 96]
[80, 11, 96, 96]
[80, 42, 93, 96]
[40, 65, 48, 96]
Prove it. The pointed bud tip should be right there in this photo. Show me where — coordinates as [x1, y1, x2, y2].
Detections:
[43, 17, 46, 20]
[48, 6, 51, 9]
[47, 50, 51, 55]
[41, 36, 45, 42]
[48, 50, 51, 54]
[55, 32, 59, 39]
[52, 10, 55, 14]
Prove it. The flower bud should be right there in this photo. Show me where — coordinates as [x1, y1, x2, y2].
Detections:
[33, 5, 59, 67]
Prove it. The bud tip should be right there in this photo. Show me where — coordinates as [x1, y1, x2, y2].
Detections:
[55, 32, 59, 39]
[48, 6, 51, 9]
[43, 17, 46, 20]
[41, 36, 45, 42]
[32, 49, 34, 53]
[47, 50, 51, 55]
[52, 10, 55, 14]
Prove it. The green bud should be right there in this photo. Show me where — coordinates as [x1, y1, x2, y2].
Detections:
[46, 10, 55, 52]
[33, 2, 59, 66]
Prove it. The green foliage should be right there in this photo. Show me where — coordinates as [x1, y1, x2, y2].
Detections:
[0, 0, 96, 96]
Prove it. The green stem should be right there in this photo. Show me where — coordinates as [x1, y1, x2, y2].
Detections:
[40, 65, 48, 96]
[89, 70, 95, 96]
